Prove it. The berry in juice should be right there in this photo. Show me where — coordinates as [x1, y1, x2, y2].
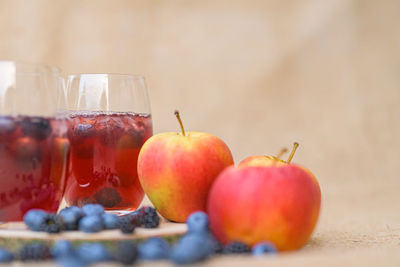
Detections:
[64, 112, 152, 211]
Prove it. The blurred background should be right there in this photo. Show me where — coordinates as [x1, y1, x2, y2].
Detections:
[0, 0, 399, 264]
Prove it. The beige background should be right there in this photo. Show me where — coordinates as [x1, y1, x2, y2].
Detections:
[1, 0, 400, 266]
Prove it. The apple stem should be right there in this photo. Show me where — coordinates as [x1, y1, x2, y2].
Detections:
[174, 110, 186, 136]
[287, 142, 299, 163]
[275, 148, 288, 160]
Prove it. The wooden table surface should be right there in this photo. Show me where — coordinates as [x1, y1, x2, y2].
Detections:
[1, 219, 399, 267]
[0, 221, 187, 242]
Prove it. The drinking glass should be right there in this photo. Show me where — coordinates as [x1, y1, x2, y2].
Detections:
[64, 74, 152, 213]
[0, 61, 68, 221]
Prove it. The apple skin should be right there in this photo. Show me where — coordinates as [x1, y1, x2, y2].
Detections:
[207, 162, 321, 251]
[137, 132, 234, 222]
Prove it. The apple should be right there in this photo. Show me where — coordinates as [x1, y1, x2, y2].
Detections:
[137, 110, 234, 222]
[207, 143, 321, 251]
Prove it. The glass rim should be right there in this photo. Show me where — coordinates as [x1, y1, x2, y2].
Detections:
[67, 73, 145, 80]
[0, 60, 62, 74]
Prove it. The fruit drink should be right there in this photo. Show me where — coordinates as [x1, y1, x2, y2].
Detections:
[0, 115, 69, 221]
[64, 111, 152, 211]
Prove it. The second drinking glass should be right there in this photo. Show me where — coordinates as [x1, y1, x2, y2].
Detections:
[0, 61, 67, 221]
[63, 74, 153, 213]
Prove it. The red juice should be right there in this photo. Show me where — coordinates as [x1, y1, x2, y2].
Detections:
[64, 112, 152, 211]
[0, 115, 69, 221]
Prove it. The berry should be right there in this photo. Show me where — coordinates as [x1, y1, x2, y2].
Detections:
[222, 241, 251, 254]
[114, 241, 138, 265]
[24, 209, 47, 231]
[102, 213, 119, 229]
[0, 116, 16, 132]
[41, 213, 64, 233]
[51, 240, 75, 258]
[96, 116, 124, 146]
[117, 128, 144, 149]
[0, 247, 14, 263]
[81, 204, 104, 216]
[73, 123, 94, 137]
[186, 211, 209, 234]
[21, 117, 51, 140]
[122, 212, 141, 226]
[94, 187, 122, 208]
[252, 242, 278, 256]
[170, 234, 211, 264]
[79, 215, 103, 233]
[68, 123, 95, 158]
[12, 137, 42, 170]
[56, 256, 86, 267]
[19, 243, 51, 261]
[137, 206, 160, 228]
[120, 212, 140, 226]
[118, 216, 135, 234]
[137, 237, 170, 260]
[76, 243, 111, 263]
[59, 206, 84, 230]
[0, 116, 17, 141]
[206, 233, 224, 254]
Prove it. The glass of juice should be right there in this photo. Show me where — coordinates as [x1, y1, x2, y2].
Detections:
[63, 74, 152, 213]
[0, 61, 68, 221]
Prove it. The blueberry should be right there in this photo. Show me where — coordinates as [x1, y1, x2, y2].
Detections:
[19, 243, 51, 261]
[96, 117, 124, 146]
[138, 237, 170, 260]
[102, 213, 119, 229]
[23, 209, 47, 231]
[0, 116, 17, 141]
[117, 129, 144, 149]
[0, 116, 16, 132]
[94, 187, 122, 208]
[252, 242, 278, 256]
[72, 123, 94, 137]
[59, 206, 84, 230]
[68, 123, 95, 158]
[186, 211, 209, 234]
[170, 234, 211, 264]
[51, 240, 75, 258]
[205, 233, 224, 254]
[0, 247, 14, 263]
[21, 117, 51, 140]
[56, 256, 86, 267]
[114, 241, 138, 265]
[79, 215, 103, 233]
[82, 204, 104, 216]
[76, 243, 111, 263]
[118, 216, 136, 234]
[222, 241, 251, 254]
[41, 213, 64, 233]
[61, 206, 83, 215]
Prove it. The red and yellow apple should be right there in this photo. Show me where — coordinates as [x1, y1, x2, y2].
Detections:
[207, 143, 321, 251]
[137, 110, 234, 222]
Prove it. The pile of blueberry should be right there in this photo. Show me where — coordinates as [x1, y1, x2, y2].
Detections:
[0, 208, 277, 265]
[168, 211, 277, 264]
[23, 204, 160, 234]
[0, 239, 140, 265]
